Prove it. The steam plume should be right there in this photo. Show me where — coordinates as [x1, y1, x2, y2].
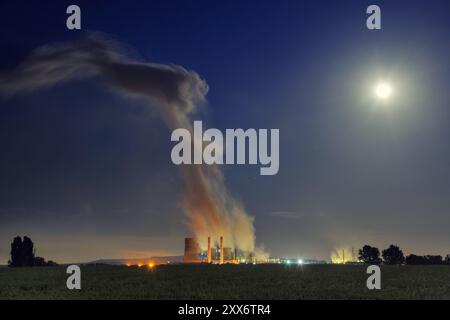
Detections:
[331, 247, 357, 264]
[0, 34, 256, 252]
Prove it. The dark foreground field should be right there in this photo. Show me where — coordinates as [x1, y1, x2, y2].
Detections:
[1, 264, 449, 299]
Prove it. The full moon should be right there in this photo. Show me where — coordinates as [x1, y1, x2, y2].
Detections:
[375, 83, 392, 99]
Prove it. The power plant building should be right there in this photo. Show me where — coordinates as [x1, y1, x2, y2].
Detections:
[183, 236, 238, 264]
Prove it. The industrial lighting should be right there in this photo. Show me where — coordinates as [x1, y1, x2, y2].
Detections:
[286, 260, 291, 265]
[297, 259, 303, 265]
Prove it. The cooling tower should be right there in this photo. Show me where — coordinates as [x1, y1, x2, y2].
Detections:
[184, 237, 200, 262]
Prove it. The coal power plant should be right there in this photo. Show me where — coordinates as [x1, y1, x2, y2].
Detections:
[183, 236, 254, 264]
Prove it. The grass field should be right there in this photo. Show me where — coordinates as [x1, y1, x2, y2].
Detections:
[1, 264, 449, 299]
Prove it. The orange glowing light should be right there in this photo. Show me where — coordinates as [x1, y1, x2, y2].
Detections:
[148, 263, 154, 268]
[137, 263, 142, 267]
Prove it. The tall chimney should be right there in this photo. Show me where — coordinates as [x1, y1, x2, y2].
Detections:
[220, 236, 224, 264]
[207, 236, 212, 263]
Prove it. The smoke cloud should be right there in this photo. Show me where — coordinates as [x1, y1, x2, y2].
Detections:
[0, 34, 257, 253]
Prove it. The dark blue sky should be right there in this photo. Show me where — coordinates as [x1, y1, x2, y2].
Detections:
[1, 0, 450, 263]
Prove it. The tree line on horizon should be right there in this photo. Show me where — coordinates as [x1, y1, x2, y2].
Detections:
[358, 244, 450, 265]
[8, 236, 58, 267]
[5, 236, 450, 267]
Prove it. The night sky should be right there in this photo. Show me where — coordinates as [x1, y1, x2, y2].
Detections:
[1, 0, 450, 263]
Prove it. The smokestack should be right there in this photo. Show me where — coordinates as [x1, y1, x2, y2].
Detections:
[207, 236, 212, 263]
[220, 236, 224, 264]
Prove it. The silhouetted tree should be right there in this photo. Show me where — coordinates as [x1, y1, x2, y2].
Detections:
[406, 254, 424, 265]
[9, 236, 24, 267]
[358, 245, 382, 265]
[46, 260, 58, 267]
[445, 255, 450, 265]
[405, 254, 425, 265]
[425, 255, 443, 265]
[406, 254, 444, 265]
[8, 236, 56, 267]
[33, 257, 46, 266]
[382, 245, 405, 265]
[22, 236, 35, 266]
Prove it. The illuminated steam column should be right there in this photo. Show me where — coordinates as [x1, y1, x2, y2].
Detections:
[220, 236, 224, 264]
[207, 236, 212, 263]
